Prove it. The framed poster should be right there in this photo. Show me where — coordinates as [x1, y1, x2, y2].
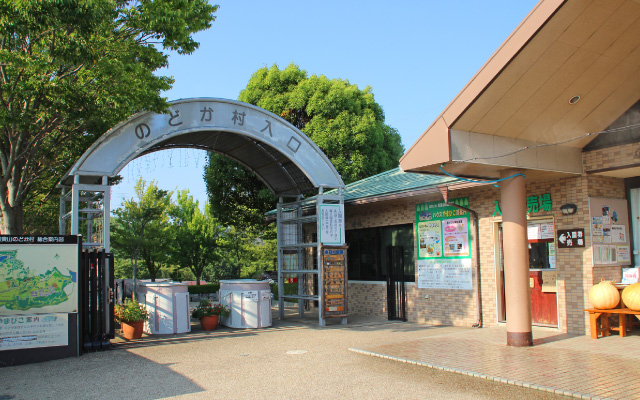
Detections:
[588, 198, 631, 267]
[416, 198, 472, 290]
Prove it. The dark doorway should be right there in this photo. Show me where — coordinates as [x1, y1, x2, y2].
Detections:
[387, 245, 406, 321]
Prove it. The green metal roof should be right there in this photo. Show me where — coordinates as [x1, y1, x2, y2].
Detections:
[266, 168, 459, 218]
[336, 167, 458, 203]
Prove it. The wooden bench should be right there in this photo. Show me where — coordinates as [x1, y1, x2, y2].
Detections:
[584, 308, 640, 339]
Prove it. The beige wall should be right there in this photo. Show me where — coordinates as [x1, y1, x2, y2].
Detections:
[345, 167, 628, 335]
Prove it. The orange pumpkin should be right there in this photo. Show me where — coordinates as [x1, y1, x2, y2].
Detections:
[588, 280, 620, 309]
[621, 282, 640, 311]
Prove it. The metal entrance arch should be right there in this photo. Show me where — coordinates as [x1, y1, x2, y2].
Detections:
[58, 97, 345, 325]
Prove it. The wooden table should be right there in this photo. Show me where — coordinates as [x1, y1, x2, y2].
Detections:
[584, 308, 640, 339]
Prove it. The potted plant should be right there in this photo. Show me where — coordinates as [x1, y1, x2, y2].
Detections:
[191, 299, 230, 331]
[115, 297, 150, 340]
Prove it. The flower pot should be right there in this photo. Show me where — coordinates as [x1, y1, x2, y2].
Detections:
[121, 320, 144, 340]
[200, 315, 219, 331]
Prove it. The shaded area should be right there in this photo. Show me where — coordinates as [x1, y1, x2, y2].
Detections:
[0, 349, 204, 400]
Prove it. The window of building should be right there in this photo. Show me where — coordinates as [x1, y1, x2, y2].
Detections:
[346, 224, 415, 282]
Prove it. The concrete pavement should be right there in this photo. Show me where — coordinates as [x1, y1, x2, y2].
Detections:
[2, 310, 637, 399]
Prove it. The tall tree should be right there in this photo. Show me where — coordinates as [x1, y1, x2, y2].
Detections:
[110, 179, 172, 282]
[169, 190, 223, 285]
[0, 0, 218, 234]
[204, 63, 404, 222]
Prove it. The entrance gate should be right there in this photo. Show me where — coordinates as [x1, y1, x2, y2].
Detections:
[80, 249, 114, 352]
[59, 98, 345, 326]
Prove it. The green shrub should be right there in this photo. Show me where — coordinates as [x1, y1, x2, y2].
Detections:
[270, 282, 299, 303]
[114, 297, 149, 323]
[187, 283, 220, 295]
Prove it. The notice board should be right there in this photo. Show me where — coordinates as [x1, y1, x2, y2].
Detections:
[0, 235, 81, 366]
[416, 198, 473, 290]
[588, 197, 632, 267]
[321, 245, 348, 318]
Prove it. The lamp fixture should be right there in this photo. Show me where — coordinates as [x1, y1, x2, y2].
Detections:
[569, 95, 581, 105]
[560, 203, 577, 215]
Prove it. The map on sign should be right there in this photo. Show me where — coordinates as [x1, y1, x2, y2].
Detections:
[0, 245, 78, 315]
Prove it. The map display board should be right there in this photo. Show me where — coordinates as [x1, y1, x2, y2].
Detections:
[416, 198, 473, 290]
[321, 246, 348, 318]
[0, 236, 79, 316]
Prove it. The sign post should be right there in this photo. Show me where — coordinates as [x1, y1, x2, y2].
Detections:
[320, 245, 348, 325]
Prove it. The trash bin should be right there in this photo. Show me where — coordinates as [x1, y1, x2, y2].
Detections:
[219, 279, 272, 328]
[137, 281, 191, 334]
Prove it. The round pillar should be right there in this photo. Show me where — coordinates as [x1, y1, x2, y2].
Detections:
[499, 170, 533, 346]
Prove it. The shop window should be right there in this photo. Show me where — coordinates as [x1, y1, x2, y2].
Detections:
[527, 220, 555, 269]
[346, 224, 415, 282]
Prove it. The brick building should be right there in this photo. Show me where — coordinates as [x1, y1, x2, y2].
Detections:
[344, 0, 640, 338]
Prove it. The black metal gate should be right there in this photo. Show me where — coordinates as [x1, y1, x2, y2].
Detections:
[79, 250, 115, 352]
[386, 245, 407, 321]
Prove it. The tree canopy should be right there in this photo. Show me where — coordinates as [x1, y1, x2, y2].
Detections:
[238, 63, 404, 184]
[204, 63, 404, 225]
[110, 179, 172, 282]
[0, 0, 218, 234]
[169, 190, 224, 285]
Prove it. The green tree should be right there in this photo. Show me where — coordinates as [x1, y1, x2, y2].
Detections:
[169, 190, 223, 285]
[238, 63, 404, 184]
[0, 0, 218, 234]
[110, 179, 172, 282]
[204, 63, 404, 225]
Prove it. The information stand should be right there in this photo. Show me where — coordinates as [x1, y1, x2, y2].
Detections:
[320, 245, 348, 324]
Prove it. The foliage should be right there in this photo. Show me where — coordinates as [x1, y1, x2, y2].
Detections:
[270, 282, 299, 302]
[237, 63, 404, 185]
[110, 179, 172, 281]
[0, 0, 218, 234]
[115, 297, 149, 323]
[187, 283, 221, 295]
[205, 153, 276, 230]
[191, 299, 230, 319]
[203, 64, 403, 267]
[169, 190, 224, 285]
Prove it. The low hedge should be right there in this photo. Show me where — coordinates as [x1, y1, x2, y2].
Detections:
[187, 283, 220, 295]
[271, 282, 299, 302]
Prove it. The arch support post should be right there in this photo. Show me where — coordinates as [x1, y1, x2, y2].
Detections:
[60, 177, 111, 252]
[499, 169, 533, 347]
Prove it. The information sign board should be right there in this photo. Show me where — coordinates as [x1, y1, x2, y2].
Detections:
[321, 246, 348, 318]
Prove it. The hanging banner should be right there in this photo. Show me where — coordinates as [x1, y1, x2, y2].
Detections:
[416, 198, 472, 290]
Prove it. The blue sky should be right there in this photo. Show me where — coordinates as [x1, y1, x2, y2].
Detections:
[110, 0, 539, 210]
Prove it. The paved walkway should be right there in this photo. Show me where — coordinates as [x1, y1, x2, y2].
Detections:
[349, 325, 640, 400]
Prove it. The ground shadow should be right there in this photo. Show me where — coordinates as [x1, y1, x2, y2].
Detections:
[0, 348, 204, 400]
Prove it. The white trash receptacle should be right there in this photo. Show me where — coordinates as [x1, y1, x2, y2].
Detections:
[136, 281, 191, 334]
[219, 279, 272, 328]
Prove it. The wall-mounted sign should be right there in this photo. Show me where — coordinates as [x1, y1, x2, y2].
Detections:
[493, 193, 552, 217]
[557, 229, 585, 248]
[588, 198, 631, 266]
[416, 198, 472, 290]
[319, 205, 345, 245]
[416, 198, 471, 260]
[417, 259, 472, 290]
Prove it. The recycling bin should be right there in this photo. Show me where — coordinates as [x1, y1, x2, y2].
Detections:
[136, 281, 191, 334]
[219, 279, 272, 328]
